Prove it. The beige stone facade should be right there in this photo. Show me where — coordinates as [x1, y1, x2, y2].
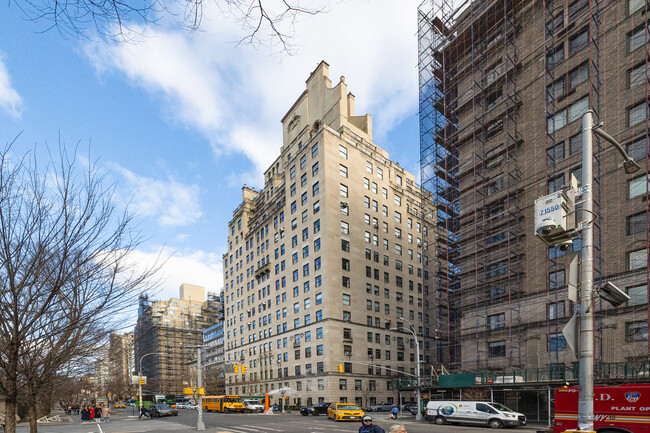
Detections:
[223, 61, 440, 407]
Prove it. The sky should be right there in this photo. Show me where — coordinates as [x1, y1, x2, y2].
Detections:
[0, 0, 423, 320]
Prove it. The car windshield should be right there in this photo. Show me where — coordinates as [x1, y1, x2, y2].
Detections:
[225, 398, 242, 403]
[489, 403, 513, 412]
[157, 405, 172, 410]
[338, 404, 360, 410]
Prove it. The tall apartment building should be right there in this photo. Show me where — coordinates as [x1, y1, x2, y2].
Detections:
[222, 61, 446, 407]
[418, 0, 650, 373]
[107, 332, 134, 394]
[134, 284, 221, 394]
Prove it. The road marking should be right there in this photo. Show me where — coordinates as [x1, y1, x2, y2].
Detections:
[241, 425, 284, 431]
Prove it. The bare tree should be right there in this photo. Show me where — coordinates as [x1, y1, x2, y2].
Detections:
[13, 0, 323, 52]
[0, 141, 160, 433]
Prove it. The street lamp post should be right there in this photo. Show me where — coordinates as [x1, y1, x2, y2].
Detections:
[195, 346, 205, 431]
[574, 111, 640, 432]
[138, 352, 162, 411]
[398, 316, 421, 421]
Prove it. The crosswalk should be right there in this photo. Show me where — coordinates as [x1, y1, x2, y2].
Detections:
[212, 421, 361, 433]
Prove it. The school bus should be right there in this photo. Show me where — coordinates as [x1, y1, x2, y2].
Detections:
[202, 395, 246, 413]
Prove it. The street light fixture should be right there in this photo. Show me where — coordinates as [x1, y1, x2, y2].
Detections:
[138, 352, 164, 411]
[397, 316, 421, 421]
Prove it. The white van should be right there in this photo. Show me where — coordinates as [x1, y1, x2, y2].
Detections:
[425, 401, 526, 428]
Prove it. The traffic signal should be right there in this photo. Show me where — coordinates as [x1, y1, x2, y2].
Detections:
[139, 378, 145, 385]
[337, 363, 344, 373]
[242, 365, 248, 374]
[234, 364, 240, 374]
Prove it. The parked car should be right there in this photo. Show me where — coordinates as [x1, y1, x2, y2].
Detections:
[176, 402, 189, 409]
[366, 403, 396, 412]
[243, 399, 265, 413]
[148, 404, 178, 417]
[425, 400, 526, 428]
[186, 403, 198, 410]
[327, 403, 365, 422]
[300, 402, 332, 416]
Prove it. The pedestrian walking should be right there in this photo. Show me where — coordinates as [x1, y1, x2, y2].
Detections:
[102, 407, 110, 422]
[95, 407, 102, 422]
[359, 415, 385, 433]
[390, 406, 399, 420]
[89, 406, 95, 422]
[80, 406, 90, 423]
[139, 406, 150, 419]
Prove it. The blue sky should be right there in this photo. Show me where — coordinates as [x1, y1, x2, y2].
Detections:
[0, 0, 422, 311]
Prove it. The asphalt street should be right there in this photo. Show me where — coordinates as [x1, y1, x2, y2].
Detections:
[24, 407, 551, 433]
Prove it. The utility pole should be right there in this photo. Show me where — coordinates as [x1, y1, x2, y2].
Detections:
[578, 111, 595, 432]
[196, 346, 205, 431]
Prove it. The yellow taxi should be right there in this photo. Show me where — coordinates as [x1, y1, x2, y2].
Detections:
[327, 403, 365, 422]
[114, 402, 126, 408]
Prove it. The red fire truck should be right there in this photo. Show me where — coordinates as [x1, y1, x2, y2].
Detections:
[555, 384, 650, 433]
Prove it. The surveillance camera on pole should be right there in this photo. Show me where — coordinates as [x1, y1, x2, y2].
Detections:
[597, 282, 630, 308]
[534, 188, 577, 246]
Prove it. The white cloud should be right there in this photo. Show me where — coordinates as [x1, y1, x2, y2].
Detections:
[0, 52, 23, 118]
[129, 246, 223, 301]
[83, 0, 420, 182]
[112, 163, 203, 227]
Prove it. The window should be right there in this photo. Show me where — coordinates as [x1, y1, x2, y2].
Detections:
[396, 175, 402, 185]
[340, 184, 348, 198]
[549, 270, 566, 289]
[570, 63, 588, 89]
[312, 182, 319, 196]
[627, 285, 647, 306]
[627, 137, 648, 161]
[626, 321, 648, 342]
[314, 238, 321, 251]
[342, 258, 350, 271]
[290, 165, 296, 179]
[301, 173, 307, 187]
[313, 200, 320, 214]
[342, 239, 350, 252]
[547, 77, 565, 103]
[568, 96, 589, 123]
[549, 302, 566, 320]
[317, 344, 324, 355]
[630, 63, 650, 89]
[629, 248, 648, 270]
[547, 44, 564, 70]
[549, 333, 566, 351]
[311, 142, 318, 157]
[569, 28, 588, 55]
[341, 221, 349, 235]
[627, 212, 648, 235]
[569, 133, 581, 155]
[568, 0, 588, 21]
[339, 379, 347, 390]
[342, 294, 351, 306]
[548, 173, 565, 193]
[315, 293, 322, 305]
[629, 101, 648, 127]
[339, 164, 348, 178]
[339, 145, 348, 159]
[300, 154, 307, 169]
[489, 341, 506, 357]
[364, 178, 370, 189]
[341, 202, 349, 216]
[488, 313, 505, 329]
[629, 24, 650, 52]
[377, 167, 383, 179]
[366, 161, 373, 173]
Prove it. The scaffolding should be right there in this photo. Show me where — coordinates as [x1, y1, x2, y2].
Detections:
[419, 0, 650, 374]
